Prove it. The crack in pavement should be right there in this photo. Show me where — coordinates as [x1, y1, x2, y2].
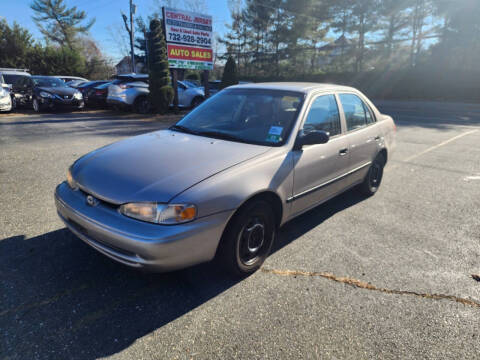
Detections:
[261, 267, 480, 309]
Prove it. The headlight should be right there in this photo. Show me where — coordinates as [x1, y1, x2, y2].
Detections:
[66, 167, 78, 190]
[119, 203, 197, 224]
[0, 88, 7, 97]
[73, 91, 83, 99]
[40, 91, 54, 98]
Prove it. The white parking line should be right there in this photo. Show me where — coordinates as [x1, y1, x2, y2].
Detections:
[403, 129, 478, 162]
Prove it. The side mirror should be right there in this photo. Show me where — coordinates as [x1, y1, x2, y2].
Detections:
[294, 130, 330, 150]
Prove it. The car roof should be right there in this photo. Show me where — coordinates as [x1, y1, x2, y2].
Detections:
[0, 70, 31, 76]
[55, 76, 87, 80]
[228, 82, 356, 94]
[116, 73, 148, 79]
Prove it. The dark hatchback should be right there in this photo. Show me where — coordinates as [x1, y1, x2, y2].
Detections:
[12, 75, 84, 112]
[86, 81, 112, 108]
[76, 80, 109, 106]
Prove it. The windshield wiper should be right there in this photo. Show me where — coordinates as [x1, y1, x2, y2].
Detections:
[169, 124, 199, 135]
[195, 130, 245, 143]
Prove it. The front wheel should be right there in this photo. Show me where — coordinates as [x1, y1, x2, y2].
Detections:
[134, 96, 151, 114]
[358, 153, 385, 196]
[217, 200, 276, 277]
[32, 97, 41, 112]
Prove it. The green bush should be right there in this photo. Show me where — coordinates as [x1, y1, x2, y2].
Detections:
[185, 71, 200, 81]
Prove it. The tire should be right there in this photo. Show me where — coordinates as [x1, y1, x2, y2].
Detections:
[32, 97, 41, 112]
[10, 96, 16, 111]
[191, 96, 203, 108]
[358, 153, 386, 196]
[134, 96, 151, 114]
[217, 200, 276, 277]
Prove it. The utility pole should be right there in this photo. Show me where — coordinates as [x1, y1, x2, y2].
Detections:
[130, 0, 136, 73]
[122, 1, 136, 73]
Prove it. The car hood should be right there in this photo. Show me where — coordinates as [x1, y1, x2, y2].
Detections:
[72, 130, 270, 204]
[38, 86, 76, 96]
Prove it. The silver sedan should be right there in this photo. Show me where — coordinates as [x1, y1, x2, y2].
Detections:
[55, 83, 396, 276]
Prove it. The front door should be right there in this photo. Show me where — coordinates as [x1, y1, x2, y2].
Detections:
[290, 93, 349, 217]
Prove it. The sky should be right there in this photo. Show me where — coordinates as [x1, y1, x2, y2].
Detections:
[1, 0, 232, 63]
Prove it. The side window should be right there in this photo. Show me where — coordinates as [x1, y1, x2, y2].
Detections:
[303, 94, 341, 136]
[339, 93, 369, 131]
[363, 102, 375, 124]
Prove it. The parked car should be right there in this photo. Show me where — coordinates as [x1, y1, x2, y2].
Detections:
[107, 73, 150, 113]
[55, 83, 396, 275]
[77, 80, 109, 106]
[11, 75, 84, 112]
[208, 80, 221, 95]
[66, 79, 88, 88]
[0, 68, 31, 88]
[0, 77, 12, 112]
[0, 68, 31, 109]
[86, 81, 112, 108]
[55, 76, 88, 83]
[177, 80, 205, 108]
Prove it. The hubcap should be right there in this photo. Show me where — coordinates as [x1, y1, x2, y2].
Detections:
[239, 217, 266, 265]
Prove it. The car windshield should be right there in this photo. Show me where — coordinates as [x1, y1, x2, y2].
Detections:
[173, 88, 305, 146]
[32, 77, 67, 88]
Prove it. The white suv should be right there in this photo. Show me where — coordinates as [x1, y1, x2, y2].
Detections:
[107, 74, 150, 113]
[107, 74, 205, 113]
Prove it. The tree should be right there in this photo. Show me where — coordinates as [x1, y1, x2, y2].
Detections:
[147, 19, 173, 113]
[348, 0, 379, 72]
[0, 19, 33, 68]
[30, 0, 95, 49]
[220, 56, 238, 89]
[379, 0, 411, 59]
[28, 45, 86, 76]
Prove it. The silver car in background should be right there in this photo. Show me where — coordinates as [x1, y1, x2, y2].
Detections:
[107, 73, 150, 113]
[107, 74, 206, 113]
[55, 83, 396, 276]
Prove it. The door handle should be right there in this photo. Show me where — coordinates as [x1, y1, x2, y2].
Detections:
[374, 136, 381, 141]
[339, 148, 349, 156]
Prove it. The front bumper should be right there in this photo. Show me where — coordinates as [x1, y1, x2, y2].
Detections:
[39, 96, 84, 109]
[55, 182, 232, 271]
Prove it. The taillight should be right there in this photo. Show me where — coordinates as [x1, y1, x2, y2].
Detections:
[95, 90, 105, 96]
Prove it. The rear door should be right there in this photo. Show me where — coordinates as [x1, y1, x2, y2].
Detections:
[337, 92, 381, 185]
[290, 93, 349, 216]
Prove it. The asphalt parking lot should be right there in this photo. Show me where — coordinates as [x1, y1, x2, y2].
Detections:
[1, 101, 479, 359]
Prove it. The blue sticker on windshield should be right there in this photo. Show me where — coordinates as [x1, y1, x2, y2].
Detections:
[268, 126, 283, 135]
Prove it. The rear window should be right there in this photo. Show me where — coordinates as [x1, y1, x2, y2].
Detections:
[2, 74, 26, 85]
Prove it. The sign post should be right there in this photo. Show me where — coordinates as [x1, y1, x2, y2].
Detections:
[163, 7, 213, 101]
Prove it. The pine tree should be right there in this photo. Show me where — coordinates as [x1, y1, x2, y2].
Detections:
[220, 56, 238, 89]
[30, 0, 95, 49]
[148, 19, 173, 114]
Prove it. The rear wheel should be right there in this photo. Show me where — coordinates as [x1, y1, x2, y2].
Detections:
[217, 200, 276, 277]
[358, 153, 385, 196]
[134, 96, 150, 114]
[191, 96, 203, 108]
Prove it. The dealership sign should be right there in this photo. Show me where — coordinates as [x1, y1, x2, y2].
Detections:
[163, 7, 213, 70]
